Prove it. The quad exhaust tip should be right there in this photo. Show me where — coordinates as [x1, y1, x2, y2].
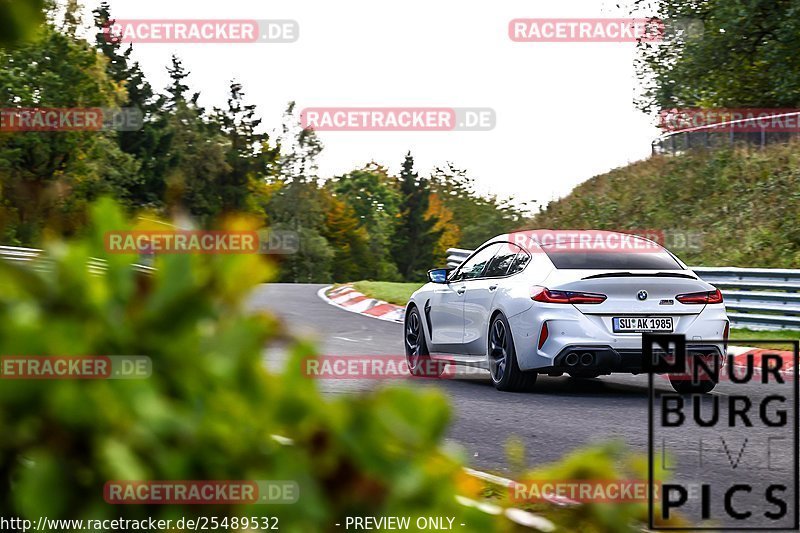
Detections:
[564, 351, 596, 367]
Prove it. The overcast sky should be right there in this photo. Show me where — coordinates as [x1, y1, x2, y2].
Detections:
[83, 0, 661, 211]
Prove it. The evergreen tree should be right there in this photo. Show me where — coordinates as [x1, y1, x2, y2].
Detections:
[392, 152, 441, 281]
[213, 81, 278, 214]
[267, 103, 333, 282]
[159, 57, 228, 221]
[165, 56, 192, 108]
[93, 2, 170, 208]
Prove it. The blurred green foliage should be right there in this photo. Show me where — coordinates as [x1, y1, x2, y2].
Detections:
[0, 0, 45, 46]
[0, 199, 684, 532]
[512, 442, 686, 532]
[534, 143, 800, 268]
[0, 198, 505, 531]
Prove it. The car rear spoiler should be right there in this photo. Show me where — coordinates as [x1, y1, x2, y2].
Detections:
[581, 271, 698, 281]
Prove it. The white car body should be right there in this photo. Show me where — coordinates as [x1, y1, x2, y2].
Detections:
[404, 230, 729, 392]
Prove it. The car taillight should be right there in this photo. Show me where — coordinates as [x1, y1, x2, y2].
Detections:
[531, 287, 607, 304]
[676, 288, 723, 304]
[538, 321, 549, 350]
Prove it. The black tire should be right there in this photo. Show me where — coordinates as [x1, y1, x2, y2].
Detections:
[669, 376, 716, 394]
[404, 306, 444, 378]
[488, 313, 537, 392]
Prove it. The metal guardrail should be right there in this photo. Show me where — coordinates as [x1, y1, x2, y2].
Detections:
[691, 267, 800, 330]
[446, 248, 800, 330]
[652, 110, 800, 155]
[446, 248, 473, 269]
[0, 245, 155, 275]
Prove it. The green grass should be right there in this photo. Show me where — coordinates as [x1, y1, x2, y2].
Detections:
[729, 328, 799, 350]
[351, 281, 423, 305]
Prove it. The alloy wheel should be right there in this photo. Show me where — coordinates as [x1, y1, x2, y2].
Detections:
[405, 310, 422, 368]
[489, 318, 508, 382]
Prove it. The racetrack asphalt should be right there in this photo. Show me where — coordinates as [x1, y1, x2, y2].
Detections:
[248, 283, 798, 529]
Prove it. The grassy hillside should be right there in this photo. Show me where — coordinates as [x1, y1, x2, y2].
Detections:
[532, 143, 800, 268]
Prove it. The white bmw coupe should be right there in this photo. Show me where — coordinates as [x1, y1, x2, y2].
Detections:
[404, 230, 728, 393]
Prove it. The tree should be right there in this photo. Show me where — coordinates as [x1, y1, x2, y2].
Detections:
[213, 81, 278, 214]
[0, 0, 536, 287]
[391, 152, 441, 281]
[321, 196, 373, 282]
[267, 103, 332, 282]
[329, 162, 402, 280]
[634, 0, 800, 113]
[425, 192, 460, 266]
[330, 163, 400, 231]
[0, 17, 138, 243]
[93, 1, 170, 208]
[429, 163, 528, 249]
[157, 56, 230, 222]
[165, 55, 192, 108]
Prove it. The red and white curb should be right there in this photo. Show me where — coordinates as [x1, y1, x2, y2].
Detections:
[318, 284, 406, 324]
[727, 345, 795, 377]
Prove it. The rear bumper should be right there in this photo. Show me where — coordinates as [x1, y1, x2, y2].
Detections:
[542, 344, 724, 374]
[508, 302, 728, 371]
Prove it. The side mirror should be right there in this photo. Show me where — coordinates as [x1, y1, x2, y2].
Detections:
[427, 268, 452, 284]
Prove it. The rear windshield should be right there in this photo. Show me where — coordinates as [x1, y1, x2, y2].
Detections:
[542, 250, 684, 270]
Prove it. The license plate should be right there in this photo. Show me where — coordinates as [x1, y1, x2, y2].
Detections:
[612, 316, 673, 333]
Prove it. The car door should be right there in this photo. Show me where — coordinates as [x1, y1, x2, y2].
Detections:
[428, 244, 500, 352]
[463, 243, 519, 354]
[427, 282, 465, 349]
